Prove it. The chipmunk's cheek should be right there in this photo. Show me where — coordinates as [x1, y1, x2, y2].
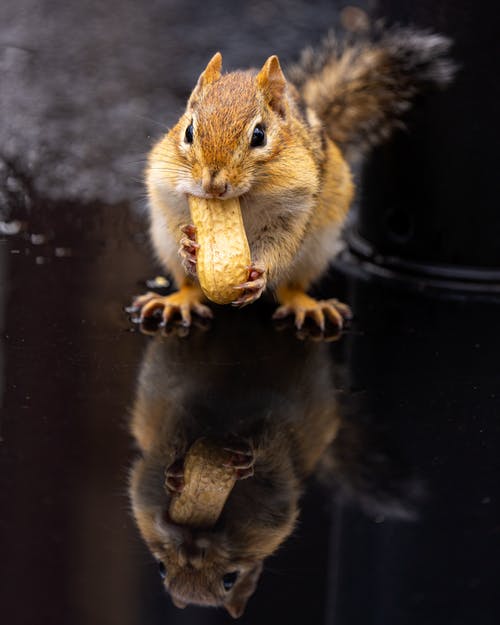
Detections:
[191, 161, 203, 181]
[220, 183, 243, 200]
[229, 174, 253, 197]
[148, 166, 171, 191]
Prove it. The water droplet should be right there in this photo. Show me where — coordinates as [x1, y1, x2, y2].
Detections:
[0, 220, 22, 235]
[30, 233, 47, 245]
[54, 247, 72, 257]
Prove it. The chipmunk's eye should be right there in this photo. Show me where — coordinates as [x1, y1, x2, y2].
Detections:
[158, 561, 167, 580]
[222, 571, 239, 591]
[250, 125, 266, 147]
[185, 123, 194, 144]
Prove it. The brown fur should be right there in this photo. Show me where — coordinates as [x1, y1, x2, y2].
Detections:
[128, 319, 341, 616]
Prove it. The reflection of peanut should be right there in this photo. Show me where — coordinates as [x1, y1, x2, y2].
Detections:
[169, 439, 237, 528]
[188, 196, 251, 304]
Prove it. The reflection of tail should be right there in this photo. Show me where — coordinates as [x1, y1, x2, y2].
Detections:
[290, 26, 455, 160]
[318, 419, 425, 521]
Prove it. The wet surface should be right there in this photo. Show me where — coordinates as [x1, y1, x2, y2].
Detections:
[0, 202, 499, 625]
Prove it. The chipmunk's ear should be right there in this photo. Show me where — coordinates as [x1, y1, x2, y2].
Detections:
[171, 595, 187, 609]
[224, 562, 263, 619]
[225, 598, 246, 619]
[189, 52, 222, 107]
[198, 52, 223, 87]
[256, 55, 287, 116]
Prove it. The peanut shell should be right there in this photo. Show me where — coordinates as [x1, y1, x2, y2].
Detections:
[169, 438, 237, 528]
[188, 196, 251, 304]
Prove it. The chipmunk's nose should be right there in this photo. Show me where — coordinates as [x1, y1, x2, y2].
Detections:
[178, 541, 206, 570]
[201, 167, 228, 197]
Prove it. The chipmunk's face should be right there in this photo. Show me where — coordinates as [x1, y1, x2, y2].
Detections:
[156, 52, 289, 200]
[150, 521, 263, 618]
[129, 456, 266, 618]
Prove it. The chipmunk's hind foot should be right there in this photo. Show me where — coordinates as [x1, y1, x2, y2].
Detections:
[129, 283, 213, 327]
[273, 287, 351, 331]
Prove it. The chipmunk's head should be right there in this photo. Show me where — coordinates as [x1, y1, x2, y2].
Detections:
[129, 454, 294, 618]
[153, 52, 291, 200]
[149, 518, 264, 619]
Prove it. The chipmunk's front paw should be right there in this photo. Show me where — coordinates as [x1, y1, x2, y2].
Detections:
[165, 458, 185, 494]
[179, 224, 198, 276]
[232, 264, 267, 308]
[222, 437, 255, 480]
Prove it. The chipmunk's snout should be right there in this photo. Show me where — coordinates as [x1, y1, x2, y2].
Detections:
[201, 167, 229, 197]
[178, 537, 208, 569]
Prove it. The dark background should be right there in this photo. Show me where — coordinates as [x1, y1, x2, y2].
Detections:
[358, 0, 500, 269]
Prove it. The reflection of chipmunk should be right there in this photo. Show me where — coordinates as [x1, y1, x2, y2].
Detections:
[128, 311, 341, 617]
[133, 27, 453, 329]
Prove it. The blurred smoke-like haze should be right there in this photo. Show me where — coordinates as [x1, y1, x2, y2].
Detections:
[0, 0, 371, 208]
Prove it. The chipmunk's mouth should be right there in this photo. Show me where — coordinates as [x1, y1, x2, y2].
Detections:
[159, 509, 195, 544]
[191, 186, 244, 201]
[176, 172, 253, 201]
[176, 176, 252, 202]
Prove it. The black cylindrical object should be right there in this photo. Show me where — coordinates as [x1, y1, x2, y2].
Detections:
[347, 0, 500, 290]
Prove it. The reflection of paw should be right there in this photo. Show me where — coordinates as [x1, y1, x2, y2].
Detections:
[273, 291, 352, 331]
[165, 458, 185, 494]
[273, 315, 344, 343]
[223, 438, 254, 480]
[232, 264, 267, 308]
[179, 224, 198, 277]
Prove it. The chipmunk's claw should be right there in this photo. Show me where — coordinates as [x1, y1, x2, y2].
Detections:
[181, 224, 196, 238]
[273, 291, 351, 332]
[232, 264, 267, 308]
[223, 438, 255, 479]
[165, 459, 185, 494]
[179, 224, 199, 277]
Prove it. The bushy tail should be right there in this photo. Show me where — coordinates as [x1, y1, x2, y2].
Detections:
[288, 26, 456, 160]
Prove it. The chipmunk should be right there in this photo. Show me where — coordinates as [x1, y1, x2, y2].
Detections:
[128, 310, 341, 617]
[132, 27, 453, 328]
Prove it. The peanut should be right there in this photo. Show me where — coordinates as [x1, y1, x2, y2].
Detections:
[168, 438, 237, 528]
[188, 196, 251, 304]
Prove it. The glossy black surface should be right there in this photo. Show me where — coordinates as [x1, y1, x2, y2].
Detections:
[0, 203, 499, 625]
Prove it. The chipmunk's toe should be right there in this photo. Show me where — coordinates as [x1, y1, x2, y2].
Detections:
[232, 264, 267, 307]
[179, 224, 199, 276]
[129, 284, 213, 327]
[165, 459, 185, 494]
[274, 289, 351, 332]
[223, 438, 255, 480]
